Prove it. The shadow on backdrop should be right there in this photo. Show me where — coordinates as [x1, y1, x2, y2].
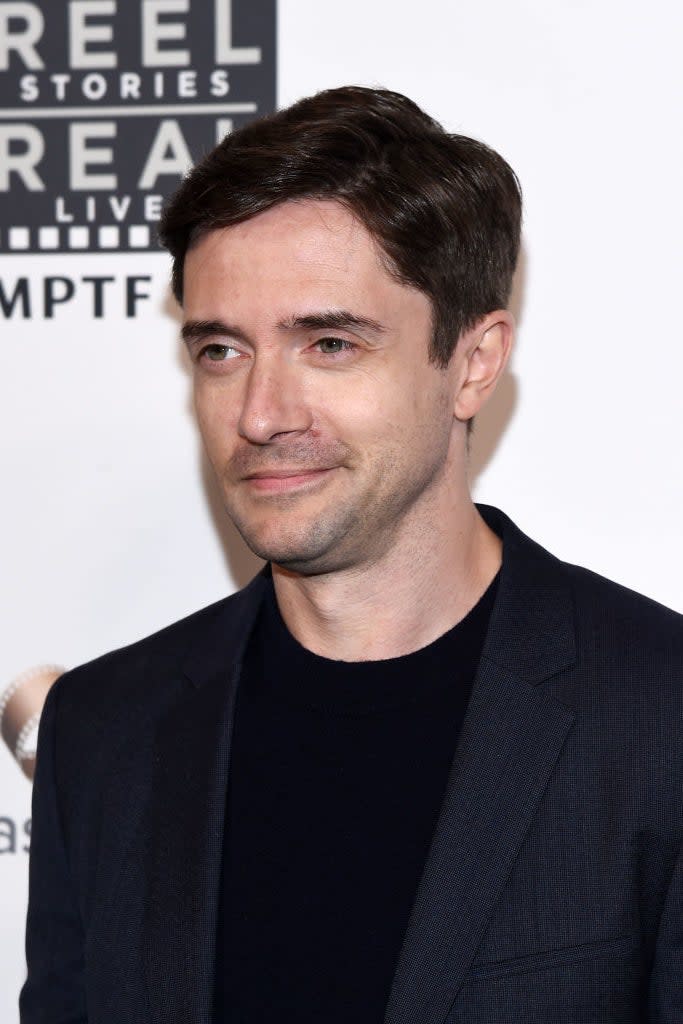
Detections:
[165, 242, 527, 589]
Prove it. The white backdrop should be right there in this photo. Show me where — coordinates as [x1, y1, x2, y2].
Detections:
[1, 0, 681, 1016]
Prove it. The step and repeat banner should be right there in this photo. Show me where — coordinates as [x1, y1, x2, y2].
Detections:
[1, 0, 681, 1016]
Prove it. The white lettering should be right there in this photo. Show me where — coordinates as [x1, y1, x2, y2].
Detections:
[210, 69, 229, 98]
[0, 125, 45, 191]
[144, 193, 163, 220]
[69, 1, 117, 69]
[109, 195, 131, 220]
[69, 122, 117, 189]
[138, 119, 192, 188]
[0, 3, 44, 71]
[120, 71, 141, 99]
[50, 73, 71, 101]
[19, 73, 39, 101]
[177, 68, 197, 97]
[55, 197, 75, 222]
[142, 0, 189, 68]
[82, 72, 107, 99]
[215, 0, 260, 65]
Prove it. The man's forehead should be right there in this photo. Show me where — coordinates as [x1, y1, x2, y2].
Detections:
[185, 198, 385, 278]
[182, 198, 432, 333]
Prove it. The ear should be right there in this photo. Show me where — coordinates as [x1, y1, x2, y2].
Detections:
[453, 311, 514, 422]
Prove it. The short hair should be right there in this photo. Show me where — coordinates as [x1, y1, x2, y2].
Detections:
[159, 85, 522, 367]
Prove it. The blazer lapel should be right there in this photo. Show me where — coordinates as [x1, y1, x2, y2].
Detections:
[385, 507, 577, 1024]
[142, 572, 268, 1024]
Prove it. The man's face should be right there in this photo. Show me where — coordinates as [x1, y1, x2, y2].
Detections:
[182, 199, 465, 575]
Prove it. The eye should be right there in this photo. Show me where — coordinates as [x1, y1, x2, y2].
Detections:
[314, 336, 355, 355]
[198, 343, 240, 362]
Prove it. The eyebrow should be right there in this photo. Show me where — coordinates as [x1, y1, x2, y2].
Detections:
[276, 310, 387, 335]
[181, 310, 386, 348]
[181, 319, 247, 347]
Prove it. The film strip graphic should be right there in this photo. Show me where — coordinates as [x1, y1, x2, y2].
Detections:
[1, 224, 154, 252]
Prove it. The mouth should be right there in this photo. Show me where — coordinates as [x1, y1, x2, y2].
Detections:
[243, 467, 337, 493]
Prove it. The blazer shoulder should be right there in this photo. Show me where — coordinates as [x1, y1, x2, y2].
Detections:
[557, 559, 683, 718]
[49, 572, 266, 738]
[483, 505, 682, 687]
[483, 503, 681, 654]
[563, 558, 682, 649]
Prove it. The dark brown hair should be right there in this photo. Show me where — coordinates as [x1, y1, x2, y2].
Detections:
[159, 85, 522, 367]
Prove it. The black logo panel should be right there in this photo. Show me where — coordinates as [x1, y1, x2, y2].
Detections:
[0, 1, 276, 253]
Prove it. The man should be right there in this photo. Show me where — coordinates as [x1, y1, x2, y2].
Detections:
[21, 87, 682, 1023]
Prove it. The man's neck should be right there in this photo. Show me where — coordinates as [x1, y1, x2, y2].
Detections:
[271, 500, 502, 662]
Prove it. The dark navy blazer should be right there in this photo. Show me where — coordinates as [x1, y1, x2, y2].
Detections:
[20, 507, 683, 1023]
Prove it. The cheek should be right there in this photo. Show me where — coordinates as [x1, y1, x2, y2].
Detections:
[338, 375, 448, 445]
[194, 380, 240, 450]
[321, 364, 409, 428]
[320, 390, 396, 446]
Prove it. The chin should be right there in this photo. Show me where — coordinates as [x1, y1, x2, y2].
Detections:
[234, 521, 319, 565]
[231, 515, 358, 576]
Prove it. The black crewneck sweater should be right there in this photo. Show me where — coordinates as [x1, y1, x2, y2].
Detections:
[214, 573, 498, 1022]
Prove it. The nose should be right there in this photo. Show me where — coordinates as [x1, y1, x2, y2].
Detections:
[238, 354, 312, 444]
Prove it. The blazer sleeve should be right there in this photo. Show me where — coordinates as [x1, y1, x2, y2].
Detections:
[19, 677, 88, 1023]
[649, 838, 683, 1022]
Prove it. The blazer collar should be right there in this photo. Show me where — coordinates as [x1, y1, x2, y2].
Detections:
[476, 503, 576, 681]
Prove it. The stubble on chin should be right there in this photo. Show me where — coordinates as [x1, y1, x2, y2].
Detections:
[224, 483, 365, 575]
